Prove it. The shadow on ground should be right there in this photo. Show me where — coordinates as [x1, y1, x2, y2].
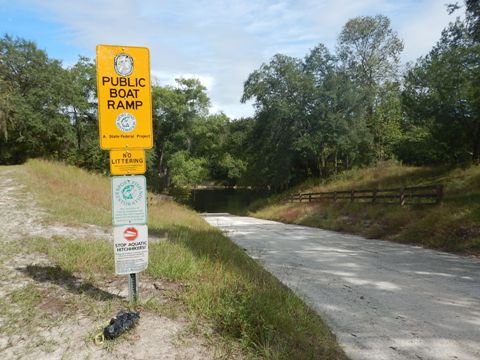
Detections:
[17, 265, 122, 301]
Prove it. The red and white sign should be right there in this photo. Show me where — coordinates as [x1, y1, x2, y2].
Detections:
[113, 225, 148, 275]
[124, 227, 138, 241]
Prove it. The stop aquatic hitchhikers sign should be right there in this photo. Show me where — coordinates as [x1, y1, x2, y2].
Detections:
[96, 45, 153, 150]
[114, 224, 148, 275]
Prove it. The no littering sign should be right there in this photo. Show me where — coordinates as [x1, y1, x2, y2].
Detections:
[110, 149, 146, 175]
[114, 225, 148, 275]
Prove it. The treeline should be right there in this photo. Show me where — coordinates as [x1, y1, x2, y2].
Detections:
[0, 1, 479, 195]
[0, 37, 248, 195]
[241, 1, 480, 190]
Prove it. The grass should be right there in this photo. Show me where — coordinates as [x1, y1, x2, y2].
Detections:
[15, 159, 347, 359]
[0, 238, 123, 337]
[251, 160, 480, 255]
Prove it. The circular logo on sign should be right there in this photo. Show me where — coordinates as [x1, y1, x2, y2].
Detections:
[114, 179, 144, 207]
[114, 53, 134, 76]
[116, 112, 136, 132]
[124, 227, 138, 241]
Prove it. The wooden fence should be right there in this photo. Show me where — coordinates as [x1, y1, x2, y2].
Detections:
[287, 184, 444, 206]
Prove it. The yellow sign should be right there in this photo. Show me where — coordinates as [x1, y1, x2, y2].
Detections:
[96, 45, 153, 149]
[110, 149, 146, 175]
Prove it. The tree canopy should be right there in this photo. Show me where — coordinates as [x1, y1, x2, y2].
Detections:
[1, 2, 478, 195]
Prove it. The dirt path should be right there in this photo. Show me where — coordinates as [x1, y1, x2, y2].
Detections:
[204, 213, 480, 360]
[0, 167, 111, 242]
[0, 166, 221, 360]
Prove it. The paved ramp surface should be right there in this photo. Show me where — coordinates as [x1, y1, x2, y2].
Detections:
[203, 214, 480, 360]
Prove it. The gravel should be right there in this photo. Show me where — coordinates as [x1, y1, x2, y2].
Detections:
[204, 213, 480, 360]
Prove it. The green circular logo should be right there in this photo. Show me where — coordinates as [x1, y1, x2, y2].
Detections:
[114, 179, 143, 206]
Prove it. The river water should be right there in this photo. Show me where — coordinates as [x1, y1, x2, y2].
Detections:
[189, 188, 269, 214]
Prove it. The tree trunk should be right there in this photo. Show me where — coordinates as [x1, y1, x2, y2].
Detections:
[334, 149, 338, 174]
[473, 120, 480, 164]
[317, 156, 323, 178]
[158, 150, 164, 175]
[321, 151, 326, 178]
[73, 108, 81, 151]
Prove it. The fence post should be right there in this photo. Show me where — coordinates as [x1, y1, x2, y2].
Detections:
[299, 194, 302, 203]
[309, 194, 312, 202]
[334, 191, 337, 202]
[350, 190, 354, 202]
[372, 189, 377, 204]
[437, 185, 444, 204]
[400, 187, 405, 206]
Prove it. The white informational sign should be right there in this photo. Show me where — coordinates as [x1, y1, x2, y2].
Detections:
[114, 225, 148, 275]
[112, 175, 147, 225]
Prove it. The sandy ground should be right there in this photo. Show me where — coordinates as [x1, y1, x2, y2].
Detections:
[0, 167, 221, 360]
[204, 213, 480, 360]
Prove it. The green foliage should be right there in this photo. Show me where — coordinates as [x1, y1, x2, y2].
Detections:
[401, 6, 480, 164]
[0, 35, 75, 164]
[66, 56, 104, 171]
[242, 54, 308, 190]
[242, 16, 404, 190]
[214, 153, 247, 185]
[3, 5, 480, 192]
[151, 80, 247, 194]
[0, 36, 106, 170]
[394, 125, 446, 165]
[337, 15, 404, 88]
[240, 6, 480, 189]
[168, 151, 208, 188]
[369, 82, 403, 160]
[337, 15, 404, 162]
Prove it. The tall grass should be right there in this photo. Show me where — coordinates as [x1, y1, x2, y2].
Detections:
[252, 161, 480, 255]
[20, 159, 347, 359]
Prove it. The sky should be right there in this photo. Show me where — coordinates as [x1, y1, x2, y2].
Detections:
[0, 0, 455, 118]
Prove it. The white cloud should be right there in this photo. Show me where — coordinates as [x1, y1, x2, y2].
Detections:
[18, 0, 455, 118]
[151, 71, 214, 90]
[397, 0, 454, 63]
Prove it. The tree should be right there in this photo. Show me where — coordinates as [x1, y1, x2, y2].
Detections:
[242, 54, 310, 190]
[151, 78, 210, 190]
[242, 43, 374, 188]
[0, 35, 75, 164]
[337, 15, 404, 161]
[337, 15, 404, 90]
[465, 0, 480, 41]
[190, 113, 246, 185]
[0, 77, 14, 143]
[302, 45, 368, 175]
[66, 57, 105, 170]
[167, 151, 208, 201]
[67, 57, 96, 150]
[401, 3, 480, 164]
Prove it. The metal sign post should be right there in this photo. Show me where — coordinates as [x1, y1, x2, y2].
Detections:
[128, 273, 138, 303]
[96, 44, 153, 304]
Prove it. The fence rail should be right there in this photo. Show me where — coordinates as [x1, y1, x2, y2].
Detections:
[287, 184, 443, 206]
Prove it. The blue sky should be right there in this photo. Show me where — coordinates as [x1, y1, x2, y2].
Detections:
[0, 0, 454, 118]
